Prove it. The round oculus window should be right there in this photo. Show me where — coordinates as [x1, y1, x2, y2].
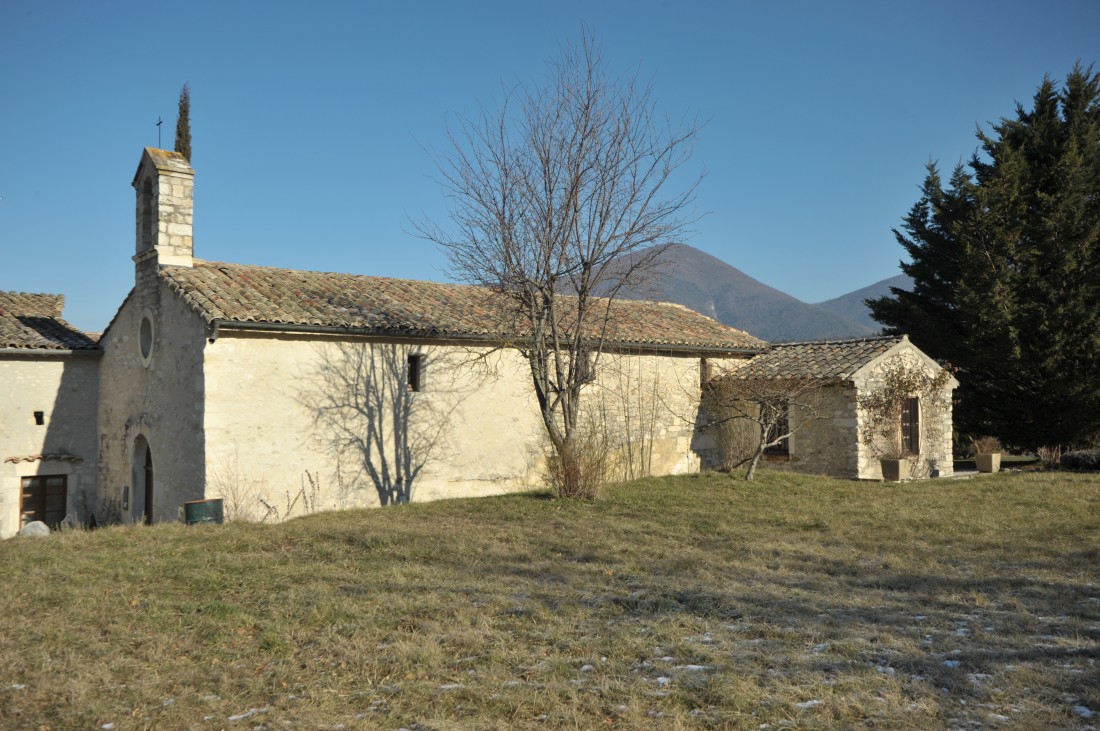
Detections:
[139, 315, 154, 362]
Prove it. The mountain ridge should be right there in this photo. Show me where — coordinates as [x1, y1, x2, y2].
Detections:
[616, 244, 903, 343]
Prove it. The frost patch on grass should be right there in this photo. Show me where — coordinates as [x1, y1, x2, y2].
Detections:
[1074, 704, 1096, 719]
[795, 699, 823, 709]
[227, 707, 269, 722]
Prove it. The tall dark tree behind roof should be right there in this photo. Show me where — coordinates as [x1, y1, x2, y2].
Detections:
[868, 64, 1100, 450]
[174, 83, 191, 162]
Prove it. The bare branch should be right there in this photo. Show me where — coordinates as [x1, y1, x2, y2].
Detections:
[704, 374, 832, 481]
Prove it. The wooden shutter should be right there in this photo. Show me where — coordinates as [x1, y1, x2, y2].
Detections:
[901, 397, 920, 455]
[21, 475, 67, 528]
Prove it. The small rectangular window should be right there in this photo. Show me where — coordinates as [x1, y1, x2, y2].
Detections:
[764, 403, 791, 457]
[407, 354, 424, 392]
[34, 411, 45, 426]
[21, 475, 68, 529]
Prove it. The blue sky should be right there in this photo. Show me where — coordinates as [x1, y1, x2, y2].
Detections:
[2, 0, 1098, 332]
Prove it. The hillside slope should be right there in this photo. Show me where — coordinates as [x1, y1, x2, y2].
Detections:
[619, 244, 875, 342]
[814, 273, 911, 332]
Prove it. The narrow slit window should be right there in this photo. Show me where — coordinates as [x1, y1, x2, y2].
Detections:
[407, 354, 424, 392]
[699, 357, 712, 388]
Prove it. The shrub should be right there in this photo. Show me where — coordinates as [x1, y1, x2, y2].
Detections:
[545, 418, 611, 500]
[970, 435, 1003, 455]
[1039, 445, 1065, 468]
[1060, 449, 1100, 471]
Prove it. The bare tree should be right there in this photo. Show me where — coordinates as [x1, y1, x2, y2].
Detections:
[417, 33, 702, 498]
[704, 375, 829, 481]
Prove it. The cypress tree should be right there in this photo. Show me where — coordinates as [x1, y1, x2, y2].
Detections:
[174, 83, 191, 162]
[868, 65, 1100, 451]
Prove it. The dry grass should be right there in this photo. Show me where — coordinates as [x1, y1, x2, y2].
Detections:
[1, 470, 1098, 729]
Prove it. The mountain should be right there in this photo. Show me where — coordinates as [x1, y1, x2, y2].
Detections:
[616, 244, 877, 343]
[814, 274, 911, 332]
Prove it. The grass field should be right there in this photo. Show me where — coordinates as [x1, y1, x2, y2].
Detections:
[1, 470, 1098, 729]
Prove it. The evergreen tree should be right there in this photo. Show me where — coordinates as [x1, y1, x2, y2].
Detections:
[869, 65, 1100, 451]
[174, 83, 191, 162]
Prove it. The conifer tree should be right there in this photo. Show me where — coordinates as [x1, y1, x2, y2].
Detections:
[869, 65, 1100, 451]
[174, 83, 191, 162]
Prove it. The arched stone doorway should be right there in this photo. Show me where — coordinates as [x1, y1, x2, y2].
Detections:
[131, 436, 154, 524]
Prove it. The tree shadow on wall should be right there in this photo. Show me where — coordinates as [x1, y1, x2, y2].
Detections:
[299, 343, 461, 506]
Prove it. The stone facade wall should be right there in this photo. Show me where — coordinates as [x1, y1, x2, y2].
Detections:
[770, 384, 860, 478]
[200, 333, 731, 520]
[0, 354, 100, 538]
[97, 276, 208, 523]
[590, 353, 743, 481]
[852, 343, 955, 480]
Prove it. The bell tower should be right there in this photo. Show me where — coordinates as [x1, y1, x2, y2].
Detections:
[131, 147, 194, 269]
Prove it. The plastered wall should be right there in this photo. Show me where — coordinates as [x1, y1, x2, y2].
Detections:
[0, 354, 99, 537]
[201, 333, 730, 519]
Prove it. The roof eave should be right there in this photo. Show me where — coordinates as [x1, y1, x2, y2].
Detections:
[211, 319, 762, 355]
[0, 347, 102, 357]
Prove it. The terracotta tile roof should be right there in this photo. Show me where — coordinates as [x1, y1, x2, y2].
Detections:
[0, 291, 99, 351]
[733, 335, 904, 381]
[161, 261, 765, 351]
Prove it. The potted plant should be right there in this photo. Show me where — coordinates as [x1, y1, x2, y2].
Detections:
[971, 436, 1002, 473]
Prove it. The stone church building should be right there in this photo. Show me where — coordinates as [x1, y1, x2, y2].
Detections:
[1, 148, 955, 537]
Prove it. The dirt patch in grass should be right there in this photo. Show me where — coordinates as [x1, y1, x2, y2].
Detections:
[1, 470, 1097, 729]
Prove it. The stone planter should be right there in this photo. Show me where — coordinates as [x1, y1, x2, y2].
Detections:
[880, 457, 910, 482]
[975, 452, 1001, 473]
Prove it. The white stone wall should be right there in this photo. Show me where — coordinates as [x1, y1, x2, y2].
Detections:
[200, 333, 727, 519]
[97, 277, 208, 523]
[589, 352, 734, 481]
[852, 343, 956, 480]
[0, 354, 99, 538]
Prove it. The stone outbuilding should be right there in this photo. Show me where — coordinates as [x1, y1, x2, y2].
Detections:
[701, 335, 957, 480]
[0, 292, 100, 538]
